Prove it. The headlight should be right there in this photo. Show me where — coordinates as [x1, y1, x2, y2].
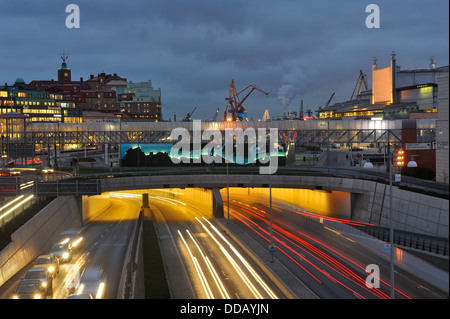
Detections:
[48, 266, 55, 273]
[72, 237, 83, 247]
[62, 252, 69, 259]
[13, 295, 18, 299]
[41, 282, 47, 287]
[34, 294, 41, 299]
[96, 282, 105, 299]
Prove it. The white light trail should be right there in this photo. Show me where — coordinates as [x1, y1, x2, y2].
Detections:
[0, 195, 34, 221]
[200, 217, 278, 299]
[178, 230, 214, 299]
[186, 229, 230, 299]
[196, 218, 264, 299]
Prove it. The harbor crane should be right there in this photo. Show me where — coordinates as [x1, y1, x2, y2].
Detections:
[324, 92, 335, 109]
[350, 70, 369, 100]
[183, 107, 197, 121]
[211, 107, 220, 121]
[224, 79, 268, 121]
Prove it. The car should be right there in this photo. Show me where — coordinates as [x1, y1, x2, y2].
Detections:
[12, 280, 46, 299]
[75, 266, 106, 299]
[59, 228, 84, 251]
[50, 242, 73, 263]
[39, 166, 54, 174]
[0, 168, 20, 176]
[22, 267, 53, 295]
[33, 254, 60, 277]
[351, 146, 363, 151]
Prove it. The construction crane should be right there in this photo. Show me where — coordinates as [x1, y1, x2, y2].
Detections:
[350, 70, 369, 100]
[224, 79, 268, 121]
[210, 107, 220, 122]
[324, 92, 335, 109]
[183, 107, 197, 121]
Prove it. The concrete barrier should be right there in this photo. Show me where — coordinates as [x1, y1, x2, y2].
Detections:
[0, 196, 82, 287]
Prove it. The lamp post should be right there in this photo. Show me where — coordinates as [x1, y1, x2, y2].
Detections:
[320, 121, 330, 172]
[387, 141, 395, 299]
[227, 150, 230, 223]
[367, 134, 395, 299]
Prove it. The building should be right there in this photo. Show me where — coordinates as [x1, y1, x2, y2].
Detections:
[317, 53, 449, 120]
[27, 56, 123, 113]
[113, 80, 162, 121]
[26, 56, 162, 121]
[436, 75, 449, 183]
[0, 78, 81, 123]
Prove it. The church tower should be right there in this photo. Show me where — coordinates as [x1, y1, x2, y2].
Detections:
[58, 53, 71, 83]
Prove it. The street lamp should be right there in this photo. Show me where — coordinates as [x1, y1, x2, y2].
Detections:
[407, 158, 418, 168]
[366, 135, 395, 299]
[320, 121, 330, 172]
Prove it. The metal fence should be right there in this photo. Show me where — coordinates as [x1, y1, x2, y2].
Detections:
[353, 225, 449, 256]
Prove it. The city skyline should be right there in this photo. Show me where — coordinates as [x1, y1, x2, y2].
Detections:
[0, 0, 448, 120]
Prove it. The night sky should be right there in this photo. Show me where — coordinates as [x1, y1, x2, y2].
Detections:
[0, 0, 448, 120]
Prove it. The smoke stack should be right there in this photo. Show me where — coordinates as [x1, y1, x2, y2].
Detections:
[299, 100, 304, 120]
[430, 56, 436, 69]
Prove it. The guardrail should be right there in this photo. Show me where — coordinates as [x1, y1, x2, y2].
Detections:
[0, 177, 20, 197]
[120, 210, 143, 299]
[353, 225, 449, 256]
[34, 180, 101, 196]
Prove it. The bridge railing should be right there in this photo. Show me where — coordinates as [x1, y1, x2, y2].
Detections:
[34, 179, 101, 196]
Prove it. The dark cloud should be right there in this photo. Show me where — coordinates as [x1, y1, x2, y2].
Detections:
[0, 0, 448, 120]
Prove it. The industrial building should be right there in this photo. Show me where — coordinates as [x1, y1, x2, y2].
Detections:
[317, 53, 449, 121]
[436, 75, 449, 183]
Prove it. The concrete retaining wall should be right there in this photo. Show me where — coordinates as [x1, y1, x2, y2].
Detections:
[352, 181, 449, 238]
[82, 194, 112, 223]
[0, 196, 82, 287]
[224, 187, 351, 219]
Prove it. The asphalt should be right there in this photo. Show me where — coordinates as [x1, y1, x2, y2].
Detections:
[214, 218, 318, 299]
[151, 199, 319, 299]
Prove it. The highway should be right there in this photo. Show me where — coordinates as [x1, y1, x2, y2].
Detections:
[1, 188, 447, 299]
[145, 191, 284, 299]
[0, 196, 141, 299]
[222, 190, 449, 299]
[1, 191, 284, 299]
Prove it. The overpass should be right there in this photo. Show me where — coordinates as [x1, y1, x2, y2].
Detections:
[94, 173, 448, 239]
[4, 119, 436, 146]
